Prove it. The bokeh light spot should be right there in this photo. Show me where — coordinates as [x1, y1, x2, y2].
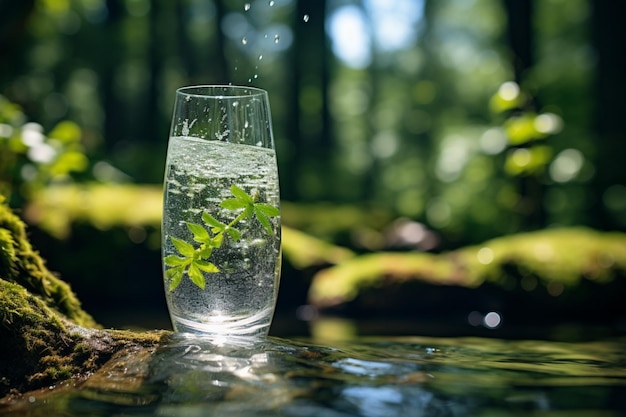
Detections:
[477, 247, 494, 265]
[483, 312, 502, 329]
[498, 81, 519, 101]
[550, 148, 584, 183]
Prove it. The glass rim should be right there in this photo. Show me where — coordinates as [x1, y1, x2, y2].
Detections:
[175, 84, 268, 99]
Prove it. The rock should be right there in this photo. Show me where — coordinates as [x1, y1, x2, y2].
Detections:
[0, 196, 167, 399]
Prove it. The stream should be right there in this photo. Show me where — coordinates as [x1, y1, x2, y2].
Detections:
[2, 334, 625, 416]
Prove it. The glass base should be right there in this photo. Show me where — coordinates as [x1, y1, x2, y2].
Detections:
[169, 307, 274, 338]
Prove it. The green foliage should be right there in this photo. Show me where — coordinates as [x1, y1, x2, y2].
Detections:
[490, 82, 563, 178]
[2, 0, 618, 248]
[0, 95, 88, 205]
[164, 185, 279, 291]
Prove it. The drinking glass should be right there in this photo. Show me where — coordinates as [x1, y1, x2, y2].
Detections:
[162, 85, 281, 337]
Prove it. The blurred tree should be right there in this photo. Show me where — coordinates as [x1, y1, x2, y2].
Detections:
[287, 0, 331, 202]
[0, 0, 622, 246]
[590, 1, 626, 231]
[0, 0, 35, 73]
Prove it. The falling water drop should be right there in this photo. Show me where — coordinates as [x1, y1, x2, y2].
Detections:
[244, 3, 251, 11]
[269, 0, 275, 6]
[274, 34, 280, 44]
[258, 55, 263, 61]
[241, 37, 248, 45]
[303, 14, 310, 22]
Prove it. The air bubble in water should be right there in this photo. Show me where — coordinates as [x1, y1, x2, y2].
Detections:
[244, 3, 251, 11]
[303, 14, 309, 22]
[241, 37, 248, 45]
[274, 34, 280, 43]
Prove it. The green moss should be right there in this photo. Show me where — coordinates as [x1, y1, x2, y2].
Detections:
[459, 228, 626, 287]
[0, 278, 70, 395]
[0, 197, 167, 397]
[308, 227, 626, 307]
[0, 277, 166, 397]
[0, 196, 96, 327]
[24, 183, 163, 239]
[282, 226, 355, 269]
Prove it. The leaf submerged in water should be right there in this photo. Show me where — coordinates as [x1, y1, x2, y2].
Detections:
[164, 184, 279, 290]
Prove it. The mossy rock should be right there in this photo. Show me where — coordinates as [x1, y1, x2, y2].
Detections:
[0, 197, 166, 399]
[308, 228, 626, 321]
[0, 196, 97, 327]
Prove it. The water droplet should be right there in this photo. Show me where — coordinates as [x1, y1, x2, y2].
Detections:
[303, 14, 309, 22]
[269, 0, 275, 6]
[244, 3, 251, 11]
[274, 34, 280, 43]
[241, 37, 248, 45]
[232, 101, 239, 107]
[254, 74, 258, 79]
[258, 55, 263, 60]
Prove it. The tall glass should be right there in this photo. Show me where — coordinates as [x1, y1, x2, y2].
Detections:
[162, 85, 281, 337]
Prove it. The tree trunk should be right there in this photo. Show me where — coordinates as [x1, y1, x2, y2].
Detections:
[589, 0, 626, 231]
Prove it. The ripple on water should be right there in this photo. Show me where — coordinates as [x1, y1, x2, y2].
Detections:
[3, 335, 626, 416]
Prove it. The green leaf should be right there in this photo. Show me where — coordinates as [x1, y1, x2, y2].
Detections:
[188, 263, 206, 289]
[220, 198, 248, 210]
[226, 226, 242, 241]
[195, 260, 220, 273]
[211, 233, 224, 248]
[254, 203, 280, 217]
[166, 267, 184, 291]
[164, 255, 188, 267]
[202, 212, 226, 229]
[198, 244, 214, 259]
[230, 185, 254, 203]
[171, 237, 195, 257]
[165, 184, 279, 293]
[244, 204, 254, 219]
[255, 210, 274, 236]
[186, 222, 210, 242]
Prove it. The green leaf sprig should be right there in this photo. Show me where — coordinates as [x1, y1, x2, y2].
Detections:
[163, 185, 279, 291]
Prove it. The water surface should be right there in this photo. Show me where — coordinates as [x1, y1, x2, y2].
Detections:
[3, 335, 625, 416]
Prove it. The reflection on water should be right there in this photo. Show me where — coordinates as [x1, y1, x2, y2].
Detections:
[3, 334, 626, 416]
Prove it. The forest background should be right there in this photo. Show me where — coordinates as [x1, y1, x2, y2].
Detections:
[1, 0, 624, 337]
